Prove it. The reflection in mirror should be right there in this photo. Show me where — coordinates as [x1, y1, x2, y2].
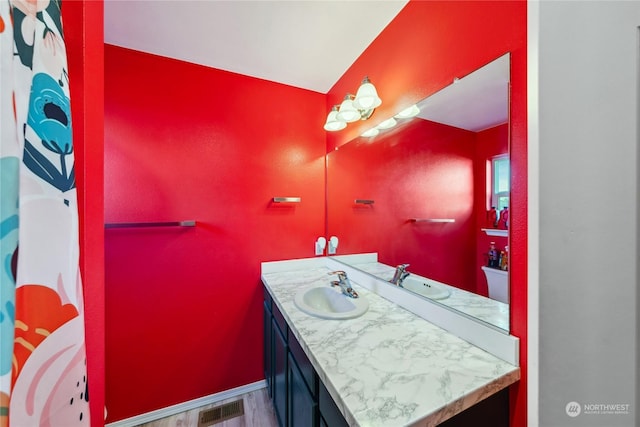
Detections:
[327, 53, 511, 332]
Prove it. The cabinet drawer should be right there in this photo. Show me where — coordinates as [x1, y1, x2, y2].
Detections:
[288, 330, 317, 398]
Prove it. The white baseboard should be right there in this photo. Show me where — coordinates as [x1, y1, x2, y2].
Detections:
[105, 380, 267, 427]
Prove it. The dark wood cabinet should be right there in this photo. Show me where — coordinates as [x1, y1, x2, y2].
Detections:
[264, 287, 346, 427]
[272, 313, 287, 427]
[288, 329, 317, 396]
[288, 353, 318, 427]
[263, 298, 272, 398]
[319, 381, 349, 427]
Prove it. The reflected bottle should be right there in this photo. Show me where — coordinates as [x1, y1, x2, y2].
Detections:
[488, 242, 499, 268]
[498, 206, 509, 229]
[487, 206, 498, 228]
[500, 245, 509, 271]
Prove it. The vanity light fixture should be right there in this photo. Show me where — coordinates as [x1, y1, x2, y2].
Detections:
[323, 106, 347, 131]
[324, 76, 382, 131]
[335, 94, 361, 123]
[353, 76, 382, 110]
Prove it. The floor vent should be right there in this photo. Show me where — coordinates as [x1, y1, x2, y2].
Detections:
[197, 399, 244, 426]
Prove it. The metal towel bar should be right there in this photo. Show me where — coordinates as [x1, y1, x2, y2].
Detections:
[272, 197, 301, 203]
[105, 220, 196, 229]
[409, 218, 455, 223]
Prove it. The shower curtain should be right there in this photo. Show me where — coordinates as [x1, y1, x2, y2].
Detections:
[1, 1, 90, 426]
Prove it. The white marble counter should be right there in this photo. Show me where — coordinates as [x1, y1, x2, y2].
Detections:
[338, 260, 509, 332]
[261, 261, 520, 427]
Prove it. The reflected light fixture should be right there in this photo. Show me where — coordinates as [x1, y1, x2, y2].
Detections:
[394, 104, 420, 119]
[324, 76, 382, 131]
[361, 128, 380, 138]
[376, 117, 397, 130]
[362, 103, 421, 138]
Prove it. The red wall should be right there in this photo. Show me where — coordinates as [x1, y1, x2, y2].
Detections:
[327, 118, 477, 291]
[104, 46, 326, 421]
[63, 2, 105, 426]
[326, 1, 527, 425]
[474, 124, 509, 297]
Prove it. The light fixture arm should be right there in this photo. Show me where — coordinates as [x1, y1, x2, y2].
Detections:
[358, 105, 376, 120]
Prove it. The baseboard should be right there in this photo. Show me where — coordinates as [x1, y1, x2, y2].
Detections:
[105, 380, 267, 427]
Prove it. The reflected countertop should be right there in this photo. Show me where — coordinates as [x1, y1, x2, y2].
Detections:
[261, 259, 519, 427]
[344, 261, 510, 332]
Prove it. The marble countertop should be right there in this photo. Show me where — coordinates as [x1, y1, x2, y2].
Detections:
[261, 263, 520, 427]
[340, 261, 509, 332]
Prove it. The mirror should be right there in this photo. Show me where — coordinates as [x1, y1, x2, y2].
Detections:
[327, 54, 511, 332]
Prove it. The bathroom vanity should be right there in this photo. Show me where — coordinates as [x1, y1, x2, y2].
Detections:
[261, 257, 520, 426]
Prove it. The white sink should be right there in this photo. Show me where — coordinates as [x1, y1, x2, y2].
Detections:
[294, 286, 369, 320]
[401, 276, 451, 300]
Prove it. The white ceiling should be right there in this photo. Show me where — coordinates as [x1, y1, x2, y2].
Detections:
[104, 0, 409, 94]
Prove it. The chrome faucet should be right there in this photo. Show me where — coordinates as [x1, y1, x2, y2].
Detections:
[329, 270, 359, 298]
[390, 264, 410, 287]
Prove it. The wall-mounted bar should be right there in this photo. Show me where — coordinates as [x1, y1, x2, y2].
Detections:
[354, 199, 375, 205]
[410, 218, 455, 223]
[272, 197, 301, 203]
[105, 220, 196, 229]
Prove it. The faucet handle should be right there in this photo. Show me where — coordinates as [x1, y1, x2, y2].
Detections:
[330, 276, 359, 299]
[329, 270, 347, 280]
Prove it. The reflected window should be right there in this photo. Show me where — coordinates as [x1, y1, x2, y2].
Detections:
[492, 155, 510, 211]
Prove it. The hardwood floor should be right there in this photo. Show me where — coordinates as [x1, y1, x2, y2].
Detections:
[136, 388, 278, 427]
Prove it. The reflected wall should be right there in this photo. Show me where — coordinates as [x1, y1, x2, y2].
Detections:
[327, 118, 508, 297]
[328, 118, 476, 292]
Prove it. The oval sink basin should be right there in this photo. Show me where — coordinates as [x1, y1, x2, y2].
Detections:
[401, 277, 451, 300]
[294, 286, 369, 320]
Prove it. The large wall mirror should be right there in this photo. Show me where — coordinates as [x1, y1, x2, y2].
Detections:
[327, 53, 511, 332]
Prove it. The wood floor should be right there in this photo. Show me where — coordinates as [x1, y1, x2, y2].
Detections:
[136, 388, 279, 427]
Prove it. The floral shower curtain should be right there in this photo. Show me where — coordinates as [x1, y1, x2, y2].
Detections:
[0, 1, 90, 426]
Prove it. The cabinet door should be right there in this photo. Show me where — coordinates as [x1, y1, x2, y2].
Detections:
[273, 318, 287, 427]
[263, 301, 273, 398]
[288, 329, 317, 399]
[319, 381, 348, 427]
[288, 354, 317, 427]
